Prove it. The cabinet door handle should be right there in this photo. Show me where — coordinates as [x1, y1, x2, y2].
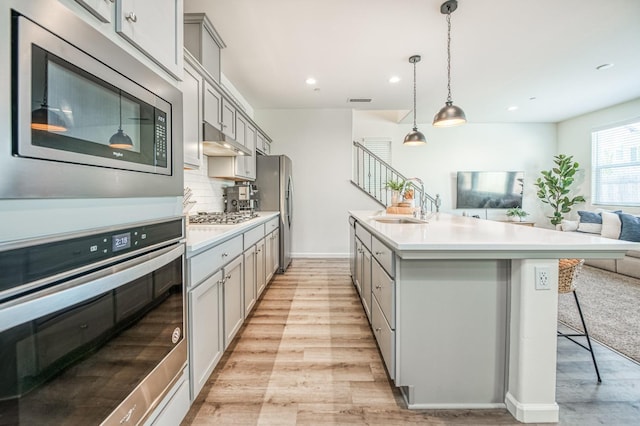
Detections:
[375, 251, 383, 255]
[375, 285, 382, 289]
[126, 12, 137, 22]
[217, 280, 223, 285]
[222, 252, 228, 258]
[226, 274, 232, 280]
[375, 327, 381, 332]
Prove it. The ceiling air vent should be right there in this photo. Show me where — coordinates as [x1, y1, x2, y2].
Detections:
[347, 98, 372, 103]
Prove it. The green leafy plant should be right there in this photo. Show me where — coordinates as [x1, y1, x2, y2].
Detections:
[385, 179, 405, 191]
[535, 154, 585, 226]
[506, 207, 529, 221]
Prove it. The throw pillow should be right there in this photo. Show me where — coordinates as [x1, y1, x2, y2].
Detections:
[601, 211, 622, 239]
[561, 220, 579, 232]
[577, 210, 602, 234]
[619, 213, 640, 242]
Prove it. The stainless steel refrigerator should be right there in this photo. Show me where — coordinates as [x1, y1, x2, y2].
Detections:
[256, 155, 293, 272]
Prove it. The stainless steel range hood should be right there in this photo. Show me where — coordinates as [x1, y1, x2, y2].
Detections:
[202, 122, 251, 157]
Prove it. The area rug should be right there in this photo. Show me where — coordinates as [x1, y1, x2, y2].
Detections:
[557, 265, 640, 363]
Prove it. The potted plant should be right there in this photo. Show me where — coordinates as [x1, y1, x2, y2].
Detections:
[385, 179, 405, 206]
[506, 207, 529, 222]
[535, 154, 586, 227]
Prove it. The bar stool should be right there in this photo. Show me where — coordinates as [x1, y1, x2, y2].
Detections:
[558, 258, 601, 383]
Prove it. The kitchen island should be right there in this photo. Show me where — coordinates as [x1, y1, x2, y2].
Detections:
[348, 210, 638, 423]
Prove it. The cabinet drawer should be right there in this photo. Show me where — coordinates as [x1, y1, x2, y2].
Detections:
[265, 216, 279, 233]
[189, 235, 243, 287]
[372, 296, 395, 379]
[355, 222, 371, 251]
[372, 236, 394, 277]
[244, 224, 265, 248]
[372, 259, 395, 329]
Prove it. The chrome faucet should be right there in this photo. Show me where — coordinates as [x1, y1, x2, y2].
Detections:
[401, 177, 426, 220]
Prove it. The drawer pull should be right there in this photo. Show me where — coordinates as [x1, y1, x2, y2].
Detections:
[375, 285, 382, 289]
[222, 252, 229, 257]
[375, 327, 381, 332]
[226, 274, 232, 280]
[79, 324, 88, 329]
[125, 12, 137, 22]
[375, 251, 384, 255]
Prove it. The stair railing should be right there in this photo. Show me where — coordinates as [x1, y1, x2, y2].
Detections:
[351, 141, 440, 212]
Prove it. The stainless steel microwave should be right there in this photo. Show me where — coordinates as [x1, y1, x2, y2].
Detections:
[1, 2, 183, 199]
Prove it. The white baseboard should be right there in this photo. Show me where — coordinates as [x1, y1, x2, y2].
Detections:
[505, 391, 559, 423]
[291, 253, 349, 259]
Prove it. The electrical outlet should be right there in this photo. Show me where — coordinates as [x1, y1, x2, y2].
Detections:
[535, 266, 552, 290]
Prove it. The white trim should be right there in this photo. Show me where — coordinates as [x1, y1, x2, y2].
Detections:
[505, 392, 559, 423]
[291, 252, 349, 259]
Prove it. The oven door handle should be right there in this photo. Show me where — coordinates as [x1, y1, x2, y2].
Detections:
[0, 243, 184, 333]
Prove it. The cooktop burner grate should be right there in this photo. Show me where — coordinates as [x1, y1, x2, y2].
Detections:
[188, 211, 259, 225]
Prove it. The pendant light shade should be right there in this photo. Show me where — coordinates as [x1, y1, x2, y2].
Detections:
[403, 55, 426, 146]
[31, 52, 67, 133]
[110, 90, 133, 149]
[433, 0, 467, 127]
[31, 106, 67, 132]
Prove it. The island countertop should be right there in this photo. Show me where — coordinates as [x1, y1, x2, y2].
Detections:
[349, 210, 638, 259]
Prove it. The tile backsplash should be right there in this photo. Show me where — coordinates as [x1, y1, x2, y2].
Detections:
[184, 160, 234, 213]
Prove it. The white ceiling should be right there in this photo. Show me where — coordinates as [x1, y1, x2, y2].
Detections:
[184, 0, 640, 124]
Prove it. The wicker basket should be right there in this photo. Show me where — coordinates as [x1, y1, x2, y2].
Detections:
[558, 258, 584, 293]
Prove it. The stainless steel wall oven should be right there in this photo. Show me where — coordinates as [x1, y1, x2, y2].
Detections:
[0, 218, 186, 425]
[3, 1, 183, 199]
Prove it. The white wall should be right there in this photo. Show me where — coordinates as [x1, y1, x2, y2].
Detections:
[557, 97, 640, 217]
[353, 110, 558, 226]
[255, 109, 381, 257]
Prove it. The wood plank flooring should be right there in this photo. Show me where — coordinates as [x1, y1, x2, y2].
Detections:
[183, 259, 640, 425]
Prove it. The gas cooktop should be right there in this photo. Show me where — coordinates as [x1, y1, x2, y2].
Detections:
[188, 211, 259, 225]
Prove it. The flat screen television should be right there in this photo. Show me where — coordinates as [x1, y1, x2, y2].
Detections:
[456, 171, 524, 209]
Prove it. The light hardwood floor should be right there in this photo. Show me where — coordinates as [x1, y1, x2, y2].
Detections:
[183, 259, 640, 425]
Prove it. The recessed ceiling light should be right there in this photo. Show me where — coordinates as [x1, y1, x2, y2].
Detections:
[389, 76, 401, 84]
[529, 96, 537, 101]
[305, 77, 317, 85]
[507, 105, 519, 111]
[596, 63, 614, 71]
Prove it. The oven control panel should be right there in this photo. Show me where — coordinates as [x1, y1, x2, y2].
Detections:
[0, 218, 183, 301]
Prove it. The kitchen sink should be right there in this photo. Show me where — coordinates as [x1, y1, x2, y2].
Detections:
[370, 215, 428, 224]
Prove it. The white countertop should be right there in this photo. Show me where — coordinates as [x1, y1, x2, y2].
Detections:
[349, 210, 639, 259]
[186, 212, 279, 256]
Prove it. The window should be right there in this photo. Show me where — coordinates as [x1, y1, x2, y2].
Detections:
[592, 119, 640, 206]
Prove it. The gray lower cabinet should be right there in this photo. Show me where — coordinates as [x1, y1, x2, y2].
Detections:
[354, 238, 363, 295]
[188, 270, 223, 399]
[270, 229, 280, 275]
[256, 237, 266, 297]
[362, 247, 372, 321]
[243, 245, 257, 315]
[223, 255, 244, 348]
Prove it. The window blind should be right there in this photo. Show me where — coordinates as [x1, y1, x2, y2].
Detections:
[591, 119, 640, 206]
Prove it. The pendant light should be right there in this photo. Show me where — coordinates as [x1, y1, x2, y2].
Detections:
[109, 90, 133, 149]
[433, 0, 467, 127]
[31, 53, 67, 132]
[403, 55, 427, 146]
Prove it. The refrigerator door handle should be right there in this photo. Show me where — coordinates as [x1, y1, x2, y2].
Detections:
[286, 175, 293, 228]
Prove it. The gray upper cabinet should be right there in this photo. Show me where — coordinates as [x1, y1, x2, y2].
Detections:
[115, 0, 183, 79]
[204, 81, 222, 131]
[182, 56, 203, 169]
[75, 0, 113, 22]
[184, 13, 225, 83]
[221, 99, 236, 139]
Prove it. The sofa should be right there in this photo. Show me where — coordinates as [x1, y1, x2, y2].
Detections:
[561, 210, 640, 280]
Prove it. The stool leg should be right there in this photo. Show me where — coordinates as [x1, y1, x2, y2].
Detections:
[573, 290, 602, 383]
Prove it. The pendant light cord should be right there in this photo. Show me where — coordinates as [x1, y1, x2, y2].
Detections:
[446, 11, 452, 103]
[413, 60, 418, 129]
[118, 90, 123, 131]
